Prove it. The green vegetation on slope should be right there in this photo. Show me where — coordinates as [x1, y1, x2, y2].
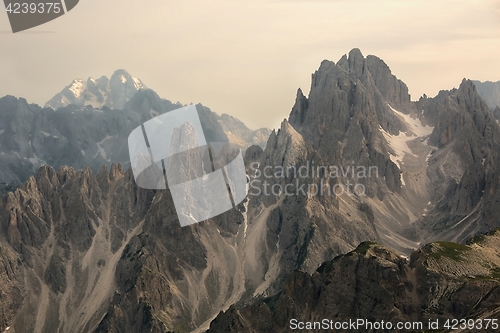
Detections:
[428, 242, 469, 261]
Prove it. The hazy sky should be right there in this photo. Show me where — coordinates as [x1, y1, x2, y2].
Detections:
[1, 0, 500, 129]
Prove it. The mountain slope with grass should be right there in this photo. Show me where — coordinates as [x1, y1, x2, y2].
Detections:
[208, 229, 500, 333]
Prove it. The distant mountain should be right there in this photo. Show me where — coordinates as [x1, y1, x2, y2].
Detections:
[45, 69, 148, 110]
[473, 80, 500, 111]
[0, 91, 183, 187]
[0, 80, 270, 191]
[44, 70, 270, 150]
[217, 113, 271, 150]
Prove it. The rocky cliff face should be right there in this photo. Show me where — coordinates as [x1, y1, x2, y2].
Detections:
[208, 229, 500, 333]
[0, 164, 253, 333]
[414, 80, 500, 243]
[0, 164, 154, 332]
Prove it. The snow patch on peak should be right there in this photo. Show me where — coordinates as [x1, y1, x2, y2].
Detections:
[69, 79, 86, 98]
[387, 103, 433, 137]
[379, 125, 413, 169]
[133, 77, 144, 90]
[381, 103, 435, 187]
[381, 104, 434, 168]
[46, 70, 148, 110]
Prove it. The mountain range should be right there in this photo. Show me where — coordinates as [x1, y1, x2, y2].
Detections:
[1, 50, 500, 332]
[0, 71, 270, 193]
[45, 69, 271, 150]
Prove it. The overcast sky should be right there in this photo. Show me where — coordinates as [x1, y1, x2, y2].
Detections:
[1, 0, 500, 129]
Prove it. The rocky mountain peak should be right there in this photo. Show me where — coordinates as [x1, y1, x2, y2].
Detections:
[291, 49, 409, 146]
[336, 53, 348, 71]
[365, 54, 411, 109]
[288, 88, 308, 127]
[287, 49, 409, 200]
[108, 69, 147, 109]
[45, 69, 147, 110]
[347, 47, 365, 78]
[331, 48, 412, 109]
[456, 78, 489, 112]
[429, 78, 497, 148]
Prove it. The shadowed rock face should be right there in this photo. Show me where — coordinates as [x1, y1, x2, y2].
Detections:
[208, 229, 500, 333]
[0, 164, 155, 332]
[234, 50, 419, 302]
[0, 164, 249, 333]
